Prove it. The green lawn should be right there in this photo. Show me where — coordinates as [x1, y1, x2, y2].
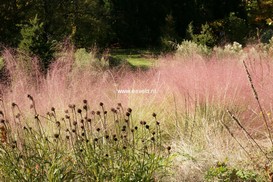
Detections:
[110, 49, 158, 69]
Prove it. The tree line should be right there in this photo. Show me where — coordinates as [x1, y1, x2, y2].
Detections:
[0, 0, 273, 64]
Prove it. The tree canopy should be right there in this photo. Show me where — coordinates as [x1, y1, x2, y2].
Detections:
[0, 0, 272, 51]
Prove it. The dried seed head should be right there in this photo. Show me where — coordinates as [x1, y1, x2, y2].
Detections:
[156, 121, 160, 125]
[51, 107, 55, 112]
[125, 119, 129, 123]
[83, 105, 88, 110]
[54, 134, 59, 138]
[81, 125, 84, 129]
[131, 129, 134, 133]
[123, 146, 127, 150]
[87, 118, 91, 122]
[151, 137, 155, 141]
[73, 121, 77, 126]
[77, 109, 82, 114]
[56, 121, 61, 127]
[0, 111, 3, 116]
[81, 132, 85, 136]
[104, 111, 107, 115]
[167, 146, 171, 151]
[72, 129, 76, 133]
[152, 131, 156, 135]
[111, 108, 117, 113]
[127, 108, 132, 113]
[65, 110, 69, 114]
[105, 135, 109, 139]
[145, 125, 150, 129]
[114, 137, 118, 141]
[94, 138, 98, 142]
[134, 126, 138, 130]
[126, 112, 130, 117]
[99, 102, 104, 106]
[105, 154, 109, 157]
[16, 114, 21, 118]
[91, 111, 95, 115]
[96, 111, 101, 115]
[12, 102, 16, 107]
[152, 113, 157, 118]
[80, 119, 84, 123]
[34, 115, 39, 119]
[118, 103, 122, 107]
[27, 94, 33, 100]
[83, 99, 87, 104]
[66, 136, 70, 140]
[96, 128, 101, 132]
[80, 149, 83, 152]
[65, 115, 70, 119]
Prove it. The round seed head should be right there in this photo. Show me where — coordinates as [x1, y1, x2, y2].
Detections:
[96, 128, 101, 132]
[126, 112, 130, 117]
[77, 109, 82, 114]
[51, 107, 55, 112]
[99, 102, 104, 106]
[54, 134, 59, 138]
[127, 108, 132, 113]
[73, 121, 77, 126]
[83, 105, 88, 110]
[56, 121, 61, 127]
[83, 99, 87, 104]
[96, 111, 101, 115]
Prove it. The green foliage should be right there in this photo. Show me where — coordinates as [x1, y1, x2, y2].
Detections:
[213, 41, 243, 58]
[205, 162, 259, 182]
[224, 12, 248, 44]
[160, 14, 179, 51]
[18, 15, 54, 71]
[0, 99, 172, 181]
[186, 22, 217, 47]
[176, 40, 211, 57]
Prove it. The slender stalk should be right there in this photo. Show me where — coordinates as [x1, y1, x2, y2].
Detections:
[243, 60, 273, 145]
[227, 110, 270, 160]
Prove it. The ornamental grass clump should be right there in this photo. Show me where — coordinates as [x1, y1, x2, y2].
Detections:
[0, 96, 172, 181]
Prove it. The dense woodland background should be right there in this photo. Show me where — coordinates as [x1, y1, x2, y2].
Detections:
[1, 0, 273, 68]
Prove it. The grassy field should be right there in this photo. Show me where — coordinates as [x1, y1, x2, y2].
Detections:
[1, 42, 273, 181]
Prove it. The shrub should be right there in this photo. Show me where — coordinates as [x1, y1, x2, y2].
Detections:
[186, 22, 217, 47]
[176, 40, 211, 57]
[18, 15, 54, 71]
[213, 41, 243, 59]
[205, 162, 259, 182]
